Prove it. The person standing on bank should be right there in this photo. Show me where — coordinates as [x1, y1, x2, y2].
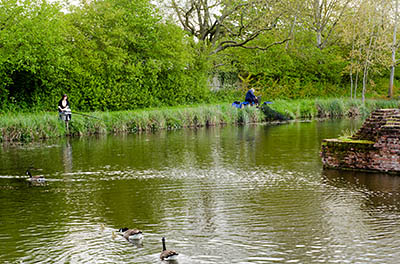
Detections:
[58, 94, 71, 122]
[245, 88, 258, 105]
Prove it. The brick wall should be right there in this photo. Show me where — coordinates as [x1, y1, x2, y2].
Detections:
[321, 109, 400, 173]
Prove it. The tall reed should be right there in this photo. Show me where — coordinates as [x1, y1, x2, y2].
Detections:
[1, 98, 399, 142]
[0, 112, 65, 142]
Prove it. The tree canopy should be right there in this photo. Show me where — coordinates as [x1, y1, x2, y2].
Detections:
[1, 0, 399, 112]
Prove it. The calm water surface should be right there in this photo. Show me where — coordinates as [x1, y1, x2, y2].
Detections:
[1, 120, 400, 263]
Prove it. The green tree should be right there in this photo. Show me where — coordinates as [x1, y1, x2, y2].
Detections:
[0, 0, 210, 111]
[64, 0, 210, 110]
[0, 0, 68, 111]
[340, 0, 392, 101]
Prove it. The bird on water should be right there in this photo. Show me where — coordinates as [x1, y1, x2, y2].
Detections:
[118, 227, 144, 240]
[26, 169, 45, 183]
[160, 237, 179, 261]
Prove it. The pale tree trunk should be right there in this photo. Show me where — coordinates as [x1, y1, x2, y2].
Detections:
[312, 0, 351, 49]
[389, 0, 398, 98]
[314, 0, 322, 48]
[316, 31, 322, 48]
[354, 47, 362, 100]
[350, 65, 353, 99]
[286, 15, 297, 50]
[362, 61, 368, 103]
[355, 69, 359, 99]
[362, 34, 375, 104]
[349, 22, 356, 99]
[286, 1, 305, 50]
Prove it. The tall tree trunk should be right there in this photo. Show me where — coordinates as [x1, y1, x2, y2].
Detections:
[350, 22, 356, 99]
[286, 15, 297, 50]
[362, 34, 375, 104]
[350, 67, 353, 99]
[355, 69, 359, 99]
[389, 0, 398, 98]
[314, 0, 322, 48]
[362, 63, 368, 104]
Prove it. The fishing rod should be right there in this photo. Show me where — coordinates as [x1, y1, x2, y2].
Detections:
[72, 112, 103, 120]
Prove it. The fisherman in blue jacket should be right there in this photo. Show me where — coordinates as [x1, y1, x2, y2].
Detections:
[245, 88, 257, 105]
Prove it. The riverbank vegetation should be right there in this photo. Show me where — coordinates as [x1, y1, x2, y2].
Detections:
[1, 0, 400, 113]
[1, 98, 399, 142]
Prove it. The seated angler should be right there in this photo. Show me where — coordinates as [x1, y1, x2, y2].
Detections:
[245, 88, 258, 106]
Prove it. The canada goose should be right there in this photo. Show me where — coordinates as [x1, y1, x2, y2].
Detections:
[26, 170, 45, 183]
[118, 227, 144, 240]
[160, 237, 179, 261]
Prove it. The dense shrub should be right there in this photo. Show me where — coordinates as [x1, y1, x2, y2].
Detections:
[0, 0, 211, 112]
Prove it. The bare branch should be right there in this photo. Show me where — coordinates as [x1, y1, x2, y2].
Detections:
[320, 0, 351, 49]
[211, 25, 285, 54]
[169, 0, 286, 55]
[171, 0, 196, 34]
[239, 38, 291, 50]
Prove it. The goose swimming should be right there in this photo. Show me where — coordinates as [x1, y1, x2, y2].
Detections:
[26, 170, 45, 183]
[118, 227, 144, 240]
[160, 237, 179, 261]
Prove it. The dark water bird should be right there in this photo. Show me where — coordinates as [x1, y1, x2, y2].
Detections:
[26, 170, 45, 183]
[160, 237, 179, 261]
[118, 227, 144, 240]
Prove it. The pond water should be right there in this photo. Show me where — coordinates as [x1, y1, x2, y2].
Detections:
[1, 119, 400, 263]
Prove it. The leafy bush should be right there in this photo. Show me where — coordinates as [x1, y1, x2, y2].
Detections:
[0, 0, 211, 112]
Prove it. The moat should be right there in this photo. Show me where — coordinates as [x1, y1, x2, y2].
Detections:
[1, 120, 400, 263]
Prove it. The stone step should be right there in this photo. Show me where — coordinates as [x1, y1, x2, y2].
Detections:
[350, 109, 400, 141]
[384, 122, 400, 125]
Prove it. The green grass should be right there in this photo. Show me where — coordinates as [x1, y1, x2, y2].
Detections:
[1, 98, 399, 142]
[269, 98, 399, 119]
[0, 112, 65, 142]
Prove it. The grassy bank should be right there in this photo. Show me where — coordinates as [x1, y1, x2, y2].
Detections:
[1, 98, 399, 142]
[270, 98, 400, 119]
[0, 104, 264, 142]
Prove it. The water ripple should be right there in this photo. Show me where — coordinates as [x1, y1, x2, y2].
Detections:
[2, 122, 400, 263]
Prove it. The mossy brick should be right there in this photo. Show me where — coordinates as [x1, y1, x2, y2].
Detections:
[321, 108, 400, 174]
